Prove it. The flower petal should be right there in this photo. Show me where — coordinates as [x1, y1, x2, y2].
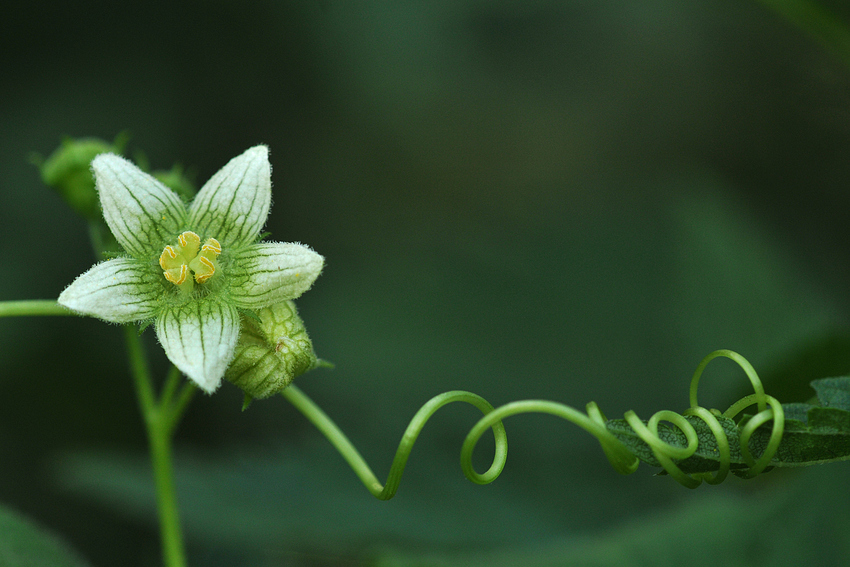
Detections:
[58, 258, 160, 323]
[188, 146, 271, 250]
[229, 243, 324, 309]
[93, 154, 188, 258]
[155, 301, 240, 393]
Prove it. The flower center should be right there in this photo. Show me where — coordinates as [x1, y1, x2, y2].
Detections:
[159, 231, 222, 292]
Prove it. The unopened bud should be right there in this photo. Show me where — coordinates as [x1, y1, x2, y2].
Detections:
[38, 137, 121, 220]
[226, 301, 323, 401]
[153, 164, 196, 201]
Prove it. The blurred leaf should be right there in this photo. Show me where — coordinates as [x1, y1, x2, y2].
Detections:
[749, 329, 850, 407]
[670, 184, 840, 408]
[755, 0, 850, 69]
[52, 439, 566, 564]
[374, 461, 850, 566]
[0, 505, 92, 567]
[811, 375, 850, 409]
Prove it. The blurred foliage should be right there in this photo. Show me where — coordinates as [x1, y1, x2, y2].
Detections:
[374, 463, 850, 566]
[3, 0, 850, 566]
[756, 0, 850, 67]
[53, 440, 850, 566]
[0, 505, 92, 567]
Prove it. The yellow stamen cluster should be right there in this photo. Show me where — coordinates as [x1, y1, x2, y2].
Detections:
[159, 231, 221, 290]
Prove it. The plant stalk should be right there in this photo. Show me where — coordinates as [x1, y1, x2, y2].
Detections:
[0, 300, 74, 318]
[124, 325, 188, 567]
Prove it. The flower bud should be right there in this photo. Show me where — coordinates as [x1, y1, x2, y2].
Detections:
[38, 137, 121, 221]
[153, 164, 196, 201]
[225, 301, 321, 400]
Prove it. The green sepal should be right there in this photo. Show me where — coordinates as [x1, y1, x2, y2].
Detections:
[137, 319, 154, 335]
[237, 307, 263, 325]
[241, 393, 254, 412]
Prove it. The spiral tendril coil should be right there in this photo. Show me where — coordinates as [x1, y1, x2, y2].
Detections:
[282, 349, 785, 497]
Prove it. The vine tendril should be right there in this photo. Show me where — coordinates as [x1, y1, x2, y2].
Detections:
[281, 349, 785, 497]
[280, 386, 509, 499]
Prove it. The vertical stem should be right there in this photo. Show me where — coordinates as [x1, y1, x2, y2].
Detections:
[148, 412, 186, 567]
[123, 325, 187, 567]
[124, 326, 155, 417]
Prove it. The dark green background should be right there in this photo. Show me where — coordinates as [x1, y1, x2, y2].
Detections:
[2, 1, 850, 565]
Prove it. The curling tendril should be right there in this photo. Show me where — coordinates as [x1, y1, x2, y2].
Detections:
[281, 349, 785, 496]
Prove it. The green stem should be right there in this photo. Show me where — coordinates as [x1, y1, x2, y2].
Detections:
[167, 383, 198, 438]
[124, 326, 156, 416]
[1, 296, 192, 561]
[123, 325, 188, 567]
[160, 365, 183, 410]
[148, 411, 186, 567]
[0, 300, 75, 318]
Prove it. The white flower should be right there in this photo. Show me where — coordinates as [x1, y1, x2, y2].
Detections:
[58, 146, 323, 393]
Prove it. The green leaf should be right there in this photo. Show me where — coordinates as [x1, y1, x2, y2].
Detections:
[606, 415, 747, 473]
[0, 504, 92, 567]
[811, 376, 850, 410]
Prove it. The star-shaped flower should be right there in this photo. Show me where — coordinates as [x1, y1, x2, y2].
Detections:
[58, 146, 324, 393]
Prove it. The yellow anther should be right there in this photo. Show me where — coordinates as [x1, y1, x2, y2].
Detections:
[163, 264, 188, 285]
[193, 257, 216, 283]
[159, 233, 222, 289]
[177, 231, 200, 258]
[159, 245, 178, 270]
[202, 238, 221, 255]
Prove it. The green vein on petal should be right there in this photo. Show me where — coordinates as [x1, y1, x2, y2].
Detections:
[93, 153, 187, 258]
[58, 258, 160, 323]
[155, 300, 240, 393]
[188, 146, 271, 249]
[229, 242, 324, 308]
